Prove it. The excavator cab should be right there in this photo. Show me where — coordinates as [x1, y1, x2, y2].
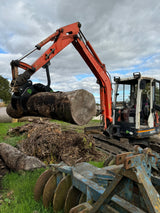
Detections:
[112, 72, 160, 138]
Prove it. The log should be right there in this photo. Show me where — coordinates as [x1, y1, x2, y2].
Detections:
[0, 143, 46, 171]
[6, 103, 24, 118]
[7, 89, 96, 125]
[0, 107, 12, 123]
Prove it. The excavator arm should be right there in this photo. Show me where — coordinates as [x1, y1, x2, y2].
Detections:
[10, 22, 112, 129]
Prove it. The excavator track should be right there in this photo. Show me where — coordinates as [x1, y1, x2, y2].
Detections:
[92, 134, 134, 155]
[83, 125, 160, 157]
[93, 133, 160, 156]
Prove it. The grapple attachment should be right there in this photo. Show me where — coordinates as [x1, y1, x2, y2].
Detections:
[10, 61, 53, 111]
[34, 147, 160, 213]
[11, 81, 53, 110]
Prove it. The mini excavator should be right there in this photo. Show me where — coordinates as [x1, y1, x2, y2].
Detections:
[10, 22, 160, 139]
[10, 22, 160, 213]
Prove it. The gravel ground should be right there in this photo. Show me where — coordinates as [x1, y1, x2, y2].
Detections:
[0, 107, 12, 123]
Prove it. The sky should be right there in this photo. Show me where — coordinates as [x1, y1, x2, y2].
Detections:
[0, 0, 160, 103]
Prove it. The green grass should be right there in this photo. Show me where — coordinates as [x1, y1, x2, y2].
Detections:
[0, 122, 26, 146]
[89, 161, 104, 168]
[51, 119, 101, 133]
[0, 119, 103, 212]
[0, 164, 104, 213]
[0, 168, 56, 213]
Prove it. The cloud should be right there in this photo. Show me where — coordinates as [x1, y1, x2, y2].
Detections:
[0, 0, 160, 103]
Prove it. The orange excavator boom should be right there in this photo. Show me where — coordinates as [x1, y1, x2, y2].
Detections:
[11, 22, 112, 129]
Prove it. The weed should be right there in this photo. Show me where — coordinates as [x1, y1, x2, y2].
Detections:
[89, 161, 104, 168]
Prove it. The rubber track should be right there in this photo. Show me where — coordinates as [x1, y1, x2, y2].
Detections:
[93, 134, 134, 155]
[93, 133, 160, 155]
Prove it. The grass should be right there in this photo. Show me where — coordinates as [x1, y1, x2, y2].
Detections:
[89, 161, 104, 168]
[0, 122, 26, 146]
[0, 168, 55, 213]
[51, 119, 101, 133]
[0, 162, 104, 213]
[0, 119, 103, 212]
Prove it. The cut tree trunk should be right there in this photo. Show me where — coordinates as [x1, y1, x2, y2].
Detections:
[0, 143, 46, 171]
[6, 103, 24, 118]
[7, 89, 96, 125]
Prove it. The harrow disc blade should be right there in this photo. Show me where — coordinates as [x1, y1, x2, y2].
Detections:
[64, 186, 82, 213]
[79, 193, 86, 204]
[53, 175, 72, 212]
[34, 169, 54, 201]
[43, 173, 57, 208]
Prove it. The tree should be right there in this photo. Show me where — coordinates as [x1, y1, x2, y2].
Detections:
[0, 75, 11, 104]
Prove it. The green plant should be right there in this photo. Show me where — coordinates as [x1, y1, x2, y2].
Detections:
[0, 168, 54, 213]
[89, 161, 104, 168]
[0, 76, 11, 104]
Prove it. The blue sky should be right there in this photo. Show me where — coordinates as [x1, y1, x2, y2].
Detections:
[0, 48, 7, 54]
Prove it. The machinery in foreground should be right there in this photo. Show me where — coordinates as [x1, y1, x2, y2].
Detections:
[34, 146, 160, 213]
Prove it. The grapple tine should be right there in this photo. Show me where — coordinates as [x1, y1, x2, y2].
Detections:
[53, 175, 72, 212]
[64, 186, 82, 213]
[11, 94, 20, 110]
[34, 169, 54, 201]
[43, 172, 57, 208]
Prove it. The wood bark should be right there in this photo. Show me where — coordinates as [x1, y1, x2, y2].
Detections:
[0, 143, 46, 171]
[7, 89, 96, 125]
[6, 103, 24, 118]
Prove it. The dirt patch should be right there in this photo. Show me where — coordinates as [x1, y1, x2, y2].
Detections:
[9, 120, 106, 166]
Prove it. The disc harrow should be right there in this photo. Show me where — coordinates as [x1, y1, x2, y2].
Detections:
[34, 146, 160, 213]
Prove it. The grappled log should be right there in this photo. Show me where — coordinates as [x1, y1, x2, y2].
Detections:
[6, 103, 24, 118]
[7, 89, 96, 125]
[0, 143, 46, 171]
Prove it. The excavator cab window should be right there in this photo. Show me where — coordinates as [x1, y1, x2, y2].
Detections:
[140, 80, 150, 126]
[153, 80, 160, 126]
[114, 79, 138, 125]
[155, 81, 160, 108]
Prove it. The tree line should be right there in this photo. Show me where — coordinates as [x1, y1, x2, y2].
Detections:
[0, 75, 11, 104]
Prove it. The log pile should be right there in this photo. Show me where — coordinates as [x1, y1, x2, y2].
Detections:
[7, 89, 96, 125]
